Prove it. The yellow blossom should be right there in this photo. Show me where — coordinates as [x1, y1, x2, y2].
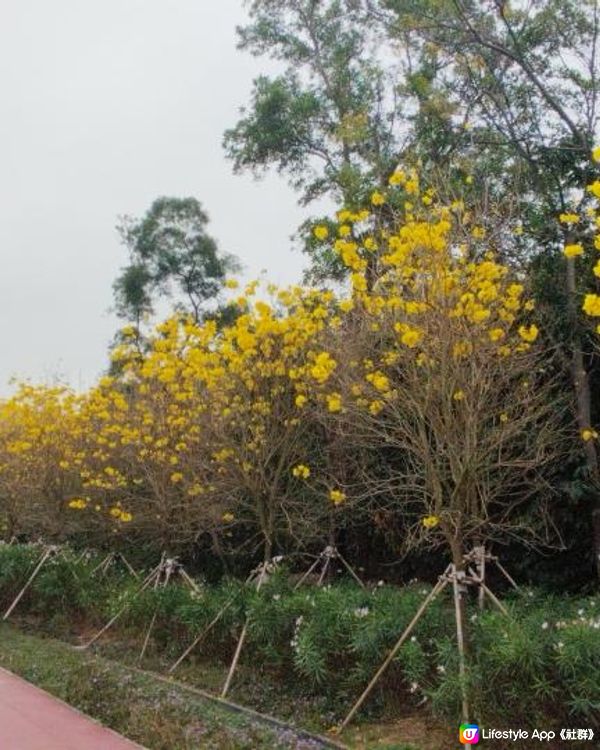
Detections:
[559, 213, 579, 224]
[587, 180, 600, 198]
[292, 464, 310, 479]
[563, 243, 584, 258]
[329, 489, 346, 506]
[326, 393, 342, 413]
[388, 170, 405, 186]
[313, 225, 329, 241]
[583, 294, 600, 316]
[351, 273, 367, 292]
[369, 400, 384, 415]
[518, 324, 539, 343]
[422, 515, 440, 529]
[68, 498, 87, 510]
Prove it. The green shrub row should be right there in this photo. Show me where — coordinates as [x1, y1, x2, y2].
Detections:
[0, 544, 598, 727]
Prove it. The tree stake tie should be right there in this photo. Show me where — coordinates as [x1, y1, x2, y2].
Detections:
[294, 545, 364, 589]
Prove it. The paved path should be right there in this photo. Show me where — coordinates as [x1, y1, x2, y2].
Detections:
[0, 668, 145, 749]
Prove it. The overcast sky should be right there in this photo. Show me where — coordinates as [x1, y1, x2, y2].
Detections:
[0, 0, 323, 395]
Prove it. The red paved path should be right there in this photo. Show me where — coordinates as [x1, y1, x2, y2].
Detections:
[0, 668, 145, 749]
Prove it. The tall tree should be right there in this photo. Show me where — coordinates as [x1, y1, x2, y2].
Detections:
[224, 0, 421, 279]
[113, 197, 238, 325]
[378, 0, 600, 575]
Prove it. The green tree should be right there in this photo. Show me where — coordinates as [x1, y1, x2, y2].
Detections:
[224, 0, 419, 279]
[113, 197, 239, 325]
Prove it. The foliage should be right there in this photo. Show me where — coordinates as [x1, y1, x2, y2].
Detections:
[0, 623, 305, 750]
[0, 544, 598, 729]
[114, 197, 239, 325]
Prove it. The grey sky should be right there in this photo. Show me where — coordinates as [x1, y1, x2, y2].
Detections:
[0, 0, 323, 394]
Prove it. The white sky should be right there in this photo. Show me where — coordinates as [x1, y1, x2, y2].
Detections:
[0, 0, 324, 394]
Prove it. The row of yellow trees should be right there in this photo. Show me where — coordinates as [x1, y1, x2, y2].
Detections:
[3, 168, 599, 571]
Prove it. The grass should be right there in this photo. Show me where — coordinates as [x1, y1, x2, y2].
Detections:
[0, 623, 332, 750]
[0, 621, 457, 749]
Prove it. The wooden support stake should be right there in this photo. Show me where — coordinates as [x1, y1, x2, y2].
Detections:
[293, 556, 322, 590]
[317, 555, 331, 586]
[481, 581, 509, 616]
[336, 550, 365, 589]
[178, 568, 200, 593]
[476, 547, 485, 611]
[119, 553, 139, 579]
[3, 547, 53, 620]
[495, 560, 519, 591]
[221, 563, 268, 698]
[80, 563, 161, 649]
[169, 598, 235, 674]
[338, 567, 451, 732]
[138, 609, 159, 663]
[451, 566, 469, 725]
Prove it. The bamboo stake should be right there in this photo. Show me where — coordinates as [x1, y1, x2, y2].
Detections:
[293, 556, 322, 590]
[91, 552, 112, 576]
[138, 561, 169, 662]
[317, 555, 331, 586]
[221, 562, 268, 698]
[169, 568, 257, 674]
[138, 609, 159, 663]
[3, 547, 53, 620]
[477, 546, 485, 611]
[178, 568, 200, 593]
[80, 562, 161, 649]
[495, 559, 519, 591]
[168, 598, 235, 674]
[119, 553, 139, 579]
[338, 568, 451, 732]
[336, 550, 365, 589]
[451, 566, 469, 725]
[480, 581, 509, 616]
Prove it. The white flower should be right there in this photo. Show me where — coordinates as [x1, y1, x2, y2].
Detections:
[436, 664, 446, 674]
[410, 636, 417, 643]
[409, 682, 419, 693]
[541, 622, 549, 630]
[353, 606, 369, 618]
[273, 594, 280, 601]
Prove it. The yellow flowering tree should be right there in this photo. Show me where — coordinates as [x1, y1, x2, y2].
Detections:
[0, 384, 81, 540]
[311, 184, 567, 578]
[73, 321, 224, 553]
[189, 284, 336, 562]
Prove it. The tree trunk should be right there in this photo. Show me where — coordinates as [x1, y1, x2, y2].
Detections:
[566, 257, 600, 579]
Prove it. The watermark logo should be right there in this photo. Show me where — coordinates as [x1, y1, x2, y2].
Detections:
[459, 723, 480, 744]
